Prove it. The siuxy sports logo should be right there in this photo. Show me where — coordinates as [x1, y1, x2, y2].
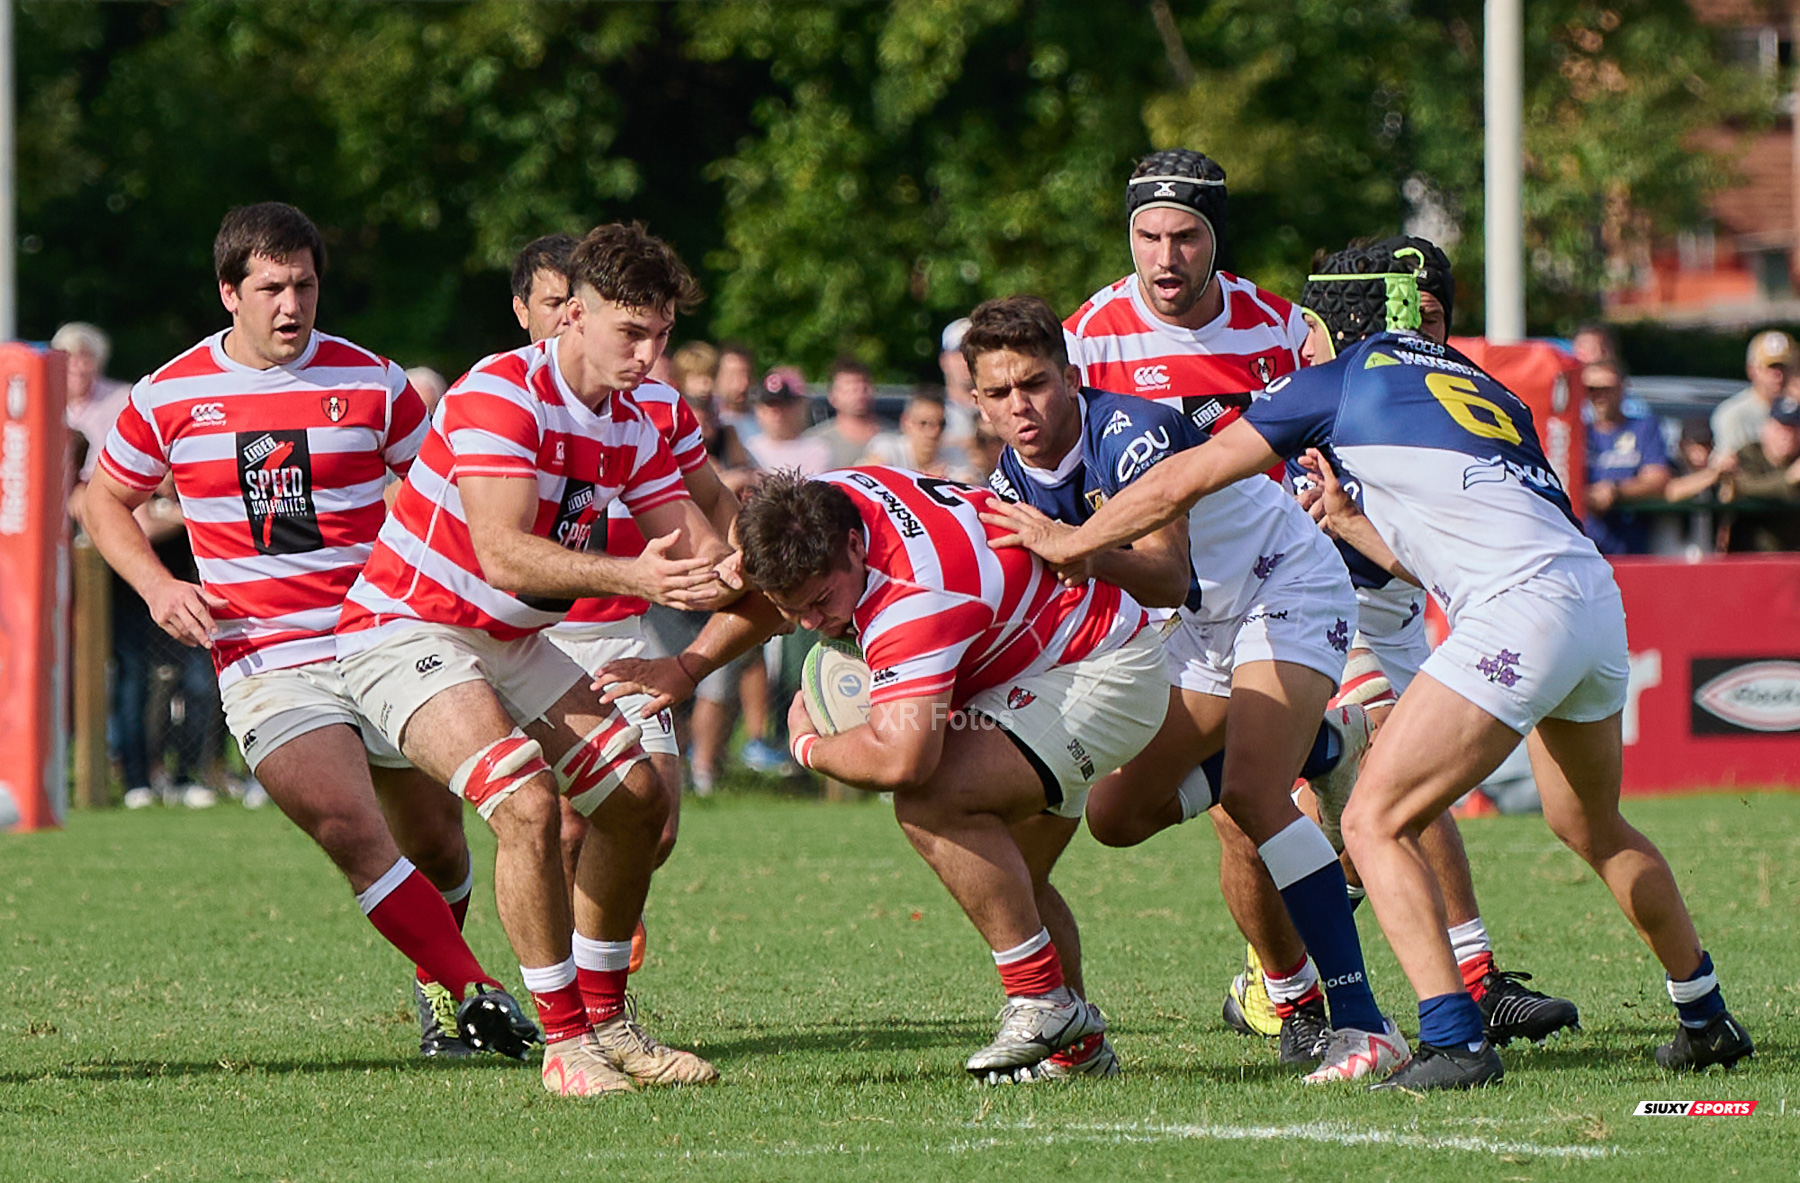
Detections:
[1632, 1101, 1757, 1117]
[1100, 409, 1135, 438]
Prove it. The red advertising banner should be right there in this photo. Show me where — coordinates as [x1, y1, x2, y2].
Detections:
[1449, 337, 1587, 513]
[0, 345, 70, 830]
[1612, 555, 1800, 795]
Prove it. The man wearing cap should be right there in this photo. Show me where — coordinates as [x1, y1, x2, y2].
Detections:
[1711, 331, 1796, 461]
[745, 371, 835, 475]
[1723, 396, 1800, 552]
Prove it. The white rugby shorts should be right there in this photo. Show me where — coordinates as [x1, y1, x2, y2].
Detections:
[1421, 560, 1629, 736]
[1353, 583, 1432, 692]
[220, 661, 409, 775]
[338, 620, 600, 756]
[964, 628, 1167, 819]
[546, 617, 678, 757]
[1163, 549, 1356, 697]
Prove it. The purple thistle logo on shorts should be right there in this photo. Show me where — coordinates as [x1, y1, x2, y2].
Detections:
[1326, 618, 1349, 652]
[1478, 649, 1522, 687]
[1252, 552, 1285, 580]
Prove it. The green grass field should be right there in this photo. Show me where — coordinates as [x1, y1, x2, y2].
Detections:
[1, 788, 1795, 1181]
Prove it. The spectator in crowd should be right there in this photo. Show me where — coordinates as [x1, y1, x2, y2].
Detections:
[968, 420, 1006, 481]
[1722, 397, 1800, 552]
[1712, 330, 1795, 460]
[804, 355, 883, 467]
[1570, 322, 1620, 366]
[938, 317, 979, 446]
[510, 232, 578, 341]
[861, 389, 980, 482]
[55, 322, 132, 490]
[747, 372, 834, 474]
[1582, 359, 1670, 554]
[404, 366, 449, 414]
[1665, 420, 1730, 504]
[715, 341, 758, 438]
[670, 343, 755, 494]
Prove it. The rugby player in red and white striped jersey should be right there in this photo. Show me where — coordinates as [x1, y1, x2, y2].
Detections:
[335, 223, 736, 1097]
[82, 202, 533, 1061]
[507, 234, 742, 967]
[597, 466, 1166, 1081]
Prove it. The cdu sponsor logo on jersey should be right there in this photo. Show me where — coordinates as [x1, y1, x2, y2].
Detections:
[237, 429, 321, 555]
[321, 394, 349, 423]
[1115, 426, 1171, 484]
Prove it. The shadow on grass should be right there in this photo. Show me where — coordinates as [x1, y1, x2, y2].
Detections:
[0, 1055, 532, 1084]
[699, 1016, 988, 1061]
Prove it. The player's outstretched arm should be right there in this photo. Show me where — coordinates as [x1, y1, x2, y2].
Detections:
[593, 588, 787, 713]
[983, 418, 1279, 566]
[1297, 448, 1419, 586]
[81, 470, 228, 649]
[460, 473, 728, 607]
[787, 688, 955, 793]
[631, 496, 743, 611]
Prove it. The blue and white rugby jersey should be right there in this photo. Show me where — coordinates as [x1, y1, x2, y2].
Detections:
[989, 387, 1334, 625]
[1243, 330, 1607, 624]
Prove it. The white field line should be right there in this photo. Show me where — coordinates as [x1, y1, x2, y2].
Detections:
[536, 1118, 1619, 1165]
[951, 1119, 1620, 1160]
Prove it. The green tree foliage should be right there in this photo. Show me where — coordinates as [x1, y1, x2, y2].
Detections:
[16, 0, 1760, 382]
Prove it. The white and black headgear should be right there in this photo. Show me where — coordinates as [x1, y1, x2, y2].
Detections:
[1127, 149, 1228, 291]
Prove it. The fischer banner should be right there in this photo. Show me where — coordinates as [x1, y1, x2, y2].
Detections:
[1612, 555, 1800, 795]
[0, 344, 70, 830]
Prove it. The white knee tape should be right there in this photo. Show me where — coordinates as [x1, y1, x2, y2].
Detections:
[450, 730, 549, 821]
[1334, 646, 1395, 709]
[553, 713, 646, 818]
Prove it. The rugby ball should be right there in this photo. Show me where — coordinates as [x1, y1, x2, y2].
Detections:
[801, 638, 873, 736]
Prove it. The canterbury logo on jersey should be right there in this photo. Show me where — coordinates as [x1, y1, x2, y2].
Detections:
[191, 402, 227, 425]
[236, 430, 321, 555]
[1132, 364, 1171, 390]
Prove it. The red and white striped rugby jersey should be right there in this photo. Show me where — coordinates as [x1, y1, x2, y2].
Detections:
[1064, 271, 1309, 435]
[336, 337, 687, 648]
[561, 379, 708, 626]
[825, 466, 1146, 708]
[96, 329, 428, 689]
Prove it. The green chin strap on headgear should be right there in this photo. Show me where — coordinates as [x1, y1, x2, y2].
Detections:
[1305, 246, 1428, 334]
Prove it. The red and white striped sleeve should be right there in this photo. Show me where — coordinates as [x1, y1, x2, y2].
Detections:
[858, 585, 990, 704]
[441, 375, 541, 481]
[95, 378, 169, 491]
[382, 363, 431, 478]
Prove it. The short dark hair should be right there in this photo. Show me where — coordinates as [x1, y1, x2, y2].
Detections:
[510, 233, 579, 302]
[214, 203, 326, 287]
[960, 295, 1069, 375]
[718, 339, 755, 365]
[736, 471, 863, 597]
[567, 222, 702, 314]
[829, 354, 870, 381]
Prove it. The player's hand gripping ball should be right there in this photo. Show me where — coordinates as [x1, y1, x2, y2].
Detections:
[800, 638, 873, 735]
